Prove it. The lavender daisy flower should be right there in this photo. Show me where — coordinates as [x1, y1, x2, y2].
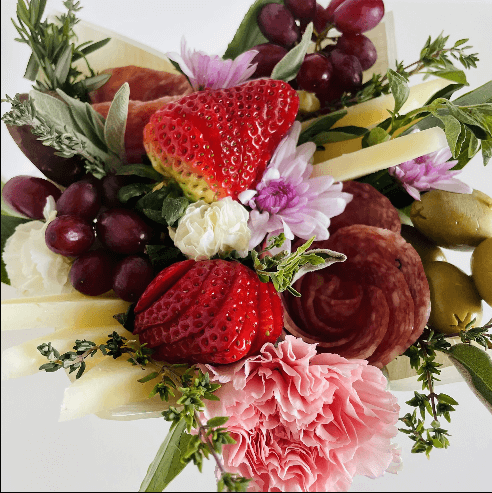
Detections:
[388, 131, 472, 201]
[166, 37, 258, 91]
[238, 121, 353, 253]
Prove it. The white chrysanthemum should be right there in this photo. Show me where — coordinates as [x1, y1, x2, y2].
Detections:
[170, 197, 251, 260]
[3, 197, 74, 296]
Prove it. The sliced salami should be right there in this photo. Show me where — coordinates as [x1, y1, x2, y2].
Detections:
[328, 181, 401, 235]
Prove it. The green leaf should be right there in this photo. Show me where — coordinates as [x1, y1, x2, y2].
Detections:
[72, 38, 111, 61]
[161, 196, 190, 227]
[139, 419, 192, 492]
[482, 137, 492, 166]
[137, 371, 160, 383]
[271, 23, 313, 82]
[1, 214, 31, 284]
[223, 0, 282, 60]
[427, 68, 468, 85]
[118, 183, 154, 203]
[104, 82, 130, 165]
[312, 126, 368, 146]
[207, 416, 229, 428]
[446, 343, 492, 413]
[430, 112, 462, 157]
[297, 109, 348, 146]
[387, 69, 410, 114]
[54, 43, 73, 85]
[116, 164, 163, 181]
[423, 83, 465, 105]
[362, 127, 391, 148]
[24, 52, 40, 81]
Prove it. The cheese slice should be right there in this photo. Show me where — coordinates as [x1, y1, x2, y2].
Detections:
[59, 357, 178, 421]
[311, 126, 448, 181]
[301, 78, 450, 163]
[1, 292, 131, 331]
[1, 325, 133, 380]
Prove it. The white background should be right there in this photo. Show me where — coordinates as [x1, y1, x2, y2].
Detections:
[1, 0, 492, 491]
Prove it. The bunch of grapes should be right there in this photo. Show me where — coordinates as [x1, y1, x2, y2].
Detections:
[3, 175, 156, 302]
[251, 0, 384, 106]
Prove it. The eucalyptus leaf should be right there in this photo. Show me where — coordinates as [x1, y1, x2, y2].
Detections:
[446, 344, 492, 413]
[104, 82, 130, 164]
[1, 214, 31, 284]
[223, 0, 282, 60]
[139, 419, 192, 492]
[387, 69, 410, 114]
[271, 23, 313, 82]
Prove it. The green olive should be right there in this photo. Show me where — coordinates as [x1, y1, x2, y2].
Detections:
[471, 237, 492, 307]
[400, 224, 447, 265]
[425, 261, 482, 335]
[410, 189, 492, 251]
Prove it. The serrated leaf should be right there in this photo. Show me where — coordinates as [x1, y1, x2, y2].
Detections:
[139, 419, 192, 492]
[223, 0, 282, 60]
[446, 344, 492, 413]
[387, 69, 410, 114]
[1, 214, 31, 285]
[271, 23, 313, 82]
[104, 82, 130, 164]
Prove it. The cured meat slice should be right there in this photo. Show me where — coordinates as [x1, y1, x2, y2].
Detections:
[283, 225, 431, 368]
[328, 181, 401, 235]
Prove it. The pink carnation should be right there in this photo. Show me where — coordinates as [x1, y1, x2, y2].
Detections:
[201, 336, 401, 492]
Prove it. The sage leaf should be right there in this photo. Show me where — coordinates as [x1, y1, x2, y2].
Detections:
[446, 344, 492, 413]
[290, 248, 346, 286]
[387, 69, 410, 114]
[223, 0, 282, 60]
[139, 419, 192, 492]
[271, 23, 313, 82]
[1, 214, 31, 285]
[104, 82, 130, 163]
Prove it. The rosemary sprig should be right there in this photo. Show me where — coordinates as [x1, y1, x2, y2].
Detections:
[12, 0, 110, 101]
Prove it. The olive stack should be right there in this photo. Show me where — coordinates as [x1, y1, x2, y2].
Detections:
[402, 189, 492, 335]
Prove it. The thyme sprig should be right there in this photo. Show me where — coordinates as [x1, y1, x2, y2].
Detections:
[12, 0, 110, 101]
[37, 335, 251, 492]
[400, 319, 492, 456]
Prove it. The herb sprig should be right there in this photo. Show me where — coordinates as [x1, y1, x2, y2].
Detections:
[12, 0, 111, 101]
[399, 320, 492, 456]
[37, 334, 251, 492]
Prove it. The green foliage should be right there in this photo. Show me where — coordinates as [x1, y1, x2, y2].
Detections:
[251, 234, 346, 296]
[11, 0, 110, 101]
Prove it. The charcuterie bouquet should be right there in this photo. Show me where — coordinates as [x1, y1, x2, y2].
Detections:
[1, 0, 492, 491]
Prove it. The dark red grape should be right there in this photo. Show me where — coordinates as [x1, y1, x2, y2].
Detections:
[325, 0, 348, 22]
[69, 249, 115, 296]
[101, 174, 131, 208]
[317, 81, 345, 106]
[45, 215, 95, 256]
[336, 33, 377, 70]
[333, 0, 385, 34]
[250, 43, 288, 78]
[329, 49, 363, 90]
[296, 53, 334, 94]
[96, 208, 152, 254]
[285, 0, 316, 21]
[112, 255, 154, 302]
[257, 4, 300, 48]
[56, 181, 101, 221]
[313, 3, 333, 33]
[2, 175, 62, 220]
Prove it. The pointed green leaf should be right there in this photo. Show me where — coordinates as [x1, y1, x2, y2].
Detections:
[139, 419, 192, 492]
[446, 343, 492, 413]
[481, 137, 492, 165]
[54, 44, 73, 85]
[297, 109, 348, 146]
[104, 82, 130, 164]
[387, 69, 410, 114]
[271, 23, 313, 82]
[223, 0, 282, 60]
[362, 127, 391, 148]
[428, 69, 468, 85]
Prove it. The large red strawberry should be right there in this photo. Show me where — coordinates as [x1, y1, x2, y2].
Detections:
[133, 259, 284, 364]
[143, 79, 299, 202]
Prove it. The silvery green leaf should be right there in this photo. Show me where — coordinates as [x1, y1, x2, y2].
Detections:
[54, 44, 73, 85]
[78, 73, 111, 93]
[55, 89, 108, 150]
[291, 248, 346, 285]
[23, 52, 39, 81]
[104, 82, 130, 162]
[387, 69, 410, 114]
[446, 344, 492, 413]
[29, 89, 73, 128]
[271, 22, 313, 82]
